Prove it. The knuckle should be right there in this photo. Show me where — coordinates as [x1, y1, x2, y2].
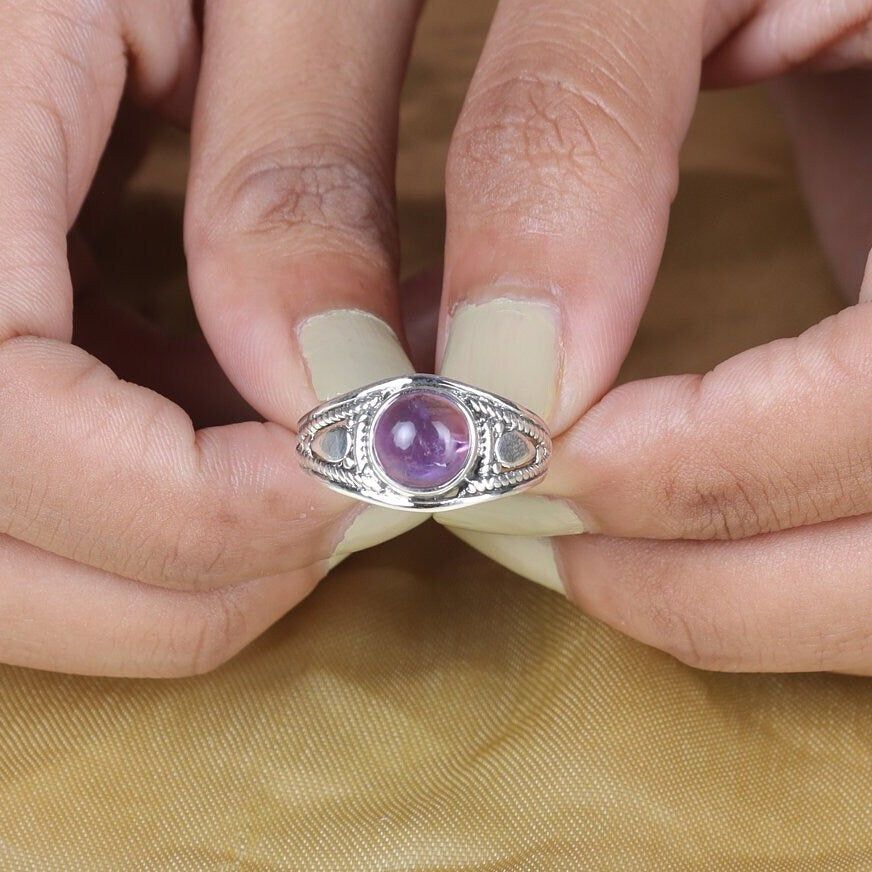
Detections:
[451, 74, 615, 210]
[659, 456, 777, 541]
[136, 507, 244, 591]
[84, 402, 253, 590]
[150, 593, 251, 678]
[197, 141, 397, 271]
[692, 470, 766, 540]
[448, 56, 658, 227]
[660, 448, 854, 541]
[646, 577, 741, 672]
[103, 474, 247, 591]
[654, 324, 872, 542]
[599, 540, 760, 673]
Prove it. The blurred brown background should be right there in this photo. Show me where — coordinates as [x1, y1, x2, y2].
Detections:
[2, 2, 867, 871]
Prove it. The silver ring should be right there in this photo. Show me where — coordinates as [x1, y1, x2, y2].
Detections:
[296, 374, 552, 511]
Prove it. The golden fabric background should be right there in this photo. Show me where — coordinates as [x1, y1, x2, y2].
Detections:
[2, 2, 870, 869]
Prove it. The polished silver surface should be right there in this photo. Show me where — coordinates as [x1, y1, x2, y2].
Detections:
[297, 374, 552, 512]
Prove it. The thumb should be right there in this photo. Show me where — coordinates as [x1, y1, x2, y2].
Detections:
[436, 0, 704, 535]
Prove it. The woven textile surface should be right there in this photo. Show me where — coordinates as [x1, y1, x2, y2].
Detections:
[1, 2, 867, 869]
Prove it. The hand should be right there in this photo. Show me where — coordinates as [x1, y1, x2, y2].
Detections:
[434, 0, 872, 673]
[0, 0, 430, 677]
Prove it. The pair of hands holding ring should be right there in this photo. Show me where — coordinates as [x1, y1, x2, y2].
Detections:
[3, 0, 872, 677]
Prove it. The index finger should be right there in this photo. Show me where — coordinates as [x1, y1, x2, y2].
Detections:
[0, 2, 352, 590]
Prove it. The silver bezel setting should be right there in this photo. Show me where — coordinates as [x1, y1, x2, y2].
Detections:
[296, 374, 552, 512]
[367, 387, 480, 500]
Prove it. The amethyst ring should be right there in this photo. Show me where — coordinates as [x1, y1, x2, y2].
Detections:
[296, 374, 552, 511]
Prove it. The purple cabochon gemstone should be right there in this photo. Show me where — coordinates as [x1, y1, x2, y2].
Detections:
[373, 390, 472, 490]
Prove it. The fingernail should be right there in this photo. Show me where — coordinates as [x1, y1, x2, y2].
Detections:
[299, 309, 413, 401]
[449, 527, 565, 595]
[441, 296, 561, 422]
[435, 495, 584, 537]
[301, 310, 423, 561]
[331, 506, 427, 560]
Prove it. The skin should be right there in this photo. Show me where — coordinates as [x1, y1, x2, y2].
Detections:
[2, 0, 872, 676]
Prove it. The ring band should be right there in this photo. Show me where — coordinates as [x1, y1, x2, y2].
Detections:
[296, 374, 552, 511]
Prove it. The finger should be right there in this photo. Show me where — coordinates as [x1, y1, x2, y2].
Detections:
[435, 0, 706, 536]
[704, 0, 872, 86]
[0, 4, 358, 588]
[560, 515, 872, 674]
[185, 0, 429, 562]
[185, 0, 423, 427]
[451, 514, 872, 673]
[0, 339, 360, 588]
[438, 0, 705, 431]
[0, 0, 198, 341]
[547, 303, 872, 541]
[0, 533, 324, 678]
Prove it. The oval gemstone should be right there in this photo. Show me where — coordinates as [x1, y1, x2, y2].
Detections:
[373, 390, 471, 490]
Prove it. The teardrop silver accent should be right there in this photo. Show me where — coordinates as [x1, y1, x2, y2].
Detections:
[312, 425, 351, 464]
[495, 430, 536, 469]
